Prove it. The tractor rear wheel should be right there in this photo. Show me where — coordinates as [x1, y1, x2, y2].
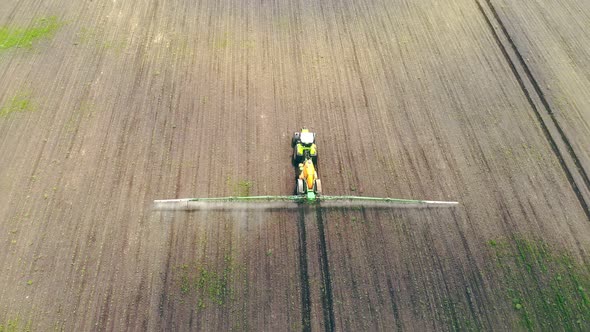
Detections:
[315, 179, 322, 195]
[297, 179, 305, 195]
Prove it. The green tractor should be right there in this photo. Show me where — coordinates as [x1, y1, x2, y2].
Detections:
[292, 127, 317, 164]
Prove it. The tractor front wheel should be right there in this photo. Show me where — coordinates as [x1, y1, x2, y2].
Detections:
[293, 148, 299, 164]
[291, 132, 300, 146]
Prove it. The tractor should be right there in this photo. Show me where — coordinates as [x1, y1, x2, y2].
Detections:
[153, 128, 459, 208]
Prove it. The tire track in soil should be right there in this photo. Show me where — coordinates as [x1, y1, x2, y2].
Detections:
[475, 0, 590, 220]
[363, 207, 404, 331]
[157, 216, 174, 320]
[385, 277, 403, 332]
[315, 204, 335, 332]
[297, 206, 312, 331]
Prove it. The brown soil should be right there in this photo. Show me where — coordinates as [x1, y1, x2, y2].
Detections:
[0, 0, 589, 330]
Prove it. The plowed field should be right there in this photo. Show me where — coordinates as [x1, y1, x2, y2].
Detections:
[1, 0, 589, 330]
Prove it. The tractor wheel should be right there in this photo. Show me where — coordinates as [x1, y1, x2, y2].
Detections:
[293, 148, 299, 164]
[315, 179, 322, 195]
[297, 179, 305, 195]
[291, 132, 300, 146]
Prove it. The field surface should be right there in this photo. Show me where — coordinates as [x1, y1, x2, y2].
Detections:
[1, 0, 589, 330]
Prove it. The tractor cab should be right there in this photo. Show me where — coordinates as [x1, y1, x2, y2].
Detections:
[299, 130, 315, 145]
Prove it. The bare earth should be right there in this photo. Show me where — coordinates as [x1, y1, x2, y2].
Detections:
[1, 0, 589, 330]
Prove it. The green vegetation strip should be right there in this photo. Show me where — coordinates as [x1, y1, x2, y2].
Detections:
[0, 316, 32, 332]
[177, 254, 244, 310]
[489, 237, 590, 330]
[0, 16, 62, 51]
[0, 91, 35, 117]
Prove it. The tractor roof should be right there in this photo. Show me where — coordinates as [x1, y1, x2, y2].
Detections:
[300, 132, 314, 144]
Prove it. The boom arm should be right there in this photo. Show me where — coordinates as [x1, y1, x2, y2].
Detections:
[153, 195, 458, 211]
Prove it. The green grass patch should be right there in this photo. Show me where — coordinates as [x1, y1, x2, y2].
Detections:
[225, 176, 254, 196]
[176, 254, 244, 310]
[488, 236, 590, 330]
[0, 316, 32, 332]
[0, 16, 63, 51]
[0, 91, 36, 117]
[237, 180, 253, 196]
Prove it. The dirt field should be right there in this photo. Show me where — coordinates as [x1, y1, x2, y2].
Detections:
[1, 0, 589, 330]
